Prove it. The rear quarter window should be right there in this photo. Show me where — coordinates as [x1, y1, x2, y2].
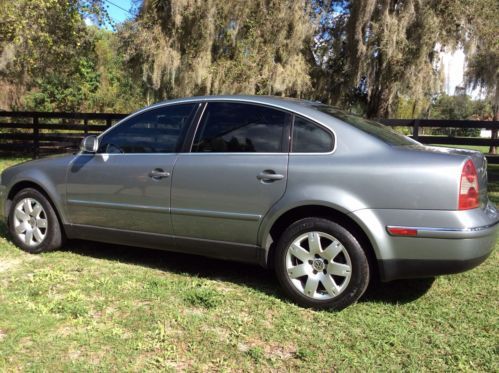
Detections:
[292, 116, 334, 153]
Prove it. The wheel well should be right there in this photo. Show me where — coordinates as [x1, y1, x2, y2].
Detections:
[267, 205, 378, 278]
[6, 181, 66, 236]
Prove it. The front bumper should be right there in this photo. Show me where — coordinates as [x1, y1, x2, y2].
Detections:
[350, 202, 498, 281]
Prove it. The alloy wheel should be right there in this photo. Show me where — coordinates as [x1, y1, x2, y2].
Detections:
[12, 198, 48, 247]
[285, 231, 352, 300]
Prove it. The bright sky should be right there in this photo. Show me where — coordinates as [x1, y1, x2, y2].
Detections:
[103, 0, 136, 24]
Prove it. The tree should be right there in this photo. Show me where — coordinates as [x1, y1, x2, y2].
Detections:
[0, 0, 109, 110]
[465, 0, 499, 152]
[311, 0, 479, 118]
[118, 0, 314, 102]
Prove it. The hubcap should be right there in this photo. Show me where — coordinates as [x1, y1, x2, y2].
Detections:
[13, 198, 48, 247]
[286, 231, 352, 300]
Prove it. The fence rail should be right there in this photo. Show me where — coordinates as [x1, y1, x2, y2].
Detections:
[1, 111, 498, 161]
[0, 112, 126, 157]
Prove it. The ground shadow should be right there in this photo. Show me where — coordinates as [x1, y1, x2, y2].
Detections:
[0, 219, 434, 306]
[59, 239, 434, 306]
[361, 277, 435, 304]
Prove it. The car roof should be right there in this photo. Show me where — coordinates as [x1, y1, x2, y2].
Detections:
[142, 95, 339, 130]
[149, 95, 319, 111]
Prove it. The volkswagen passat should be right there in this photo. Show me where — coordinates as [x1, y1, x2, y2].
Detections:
[1, 96, 497, 310]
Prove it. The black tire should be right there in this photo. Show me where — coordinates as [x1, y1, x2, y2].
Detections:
[274, 217, 370, 310]
[8, 188, 63, 254]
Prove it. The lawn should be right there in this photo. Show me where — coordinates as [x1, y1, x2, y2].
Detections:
[0, 157, 497, 372]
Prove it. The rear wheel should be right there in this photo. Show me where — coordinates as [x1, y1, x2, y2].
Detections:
[8, 188, 63, 254]
[274, 217, 370, 310]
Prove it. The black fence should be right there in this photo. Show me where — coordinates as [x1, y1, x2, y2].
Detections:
[0, 111, 498, 162]
[0, 112, 125, 157]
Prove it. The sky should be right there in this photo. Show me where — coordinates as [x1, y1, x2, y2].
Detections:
[103, 0, 136, 24]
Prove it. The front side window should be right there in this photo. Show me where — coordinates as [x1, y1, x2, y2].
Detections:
[98, 103, 197, 153]
[292, 116, 334, 153]
[192, 102, 289, 153]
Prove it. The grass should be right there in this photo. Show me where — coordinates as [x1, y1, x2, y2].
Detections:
[0, 157, 497, 371]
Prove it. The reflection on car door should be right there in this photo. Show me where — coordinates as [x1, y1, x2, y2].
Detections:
[66, 103, 199, 235]
[171, 102, 290, 248]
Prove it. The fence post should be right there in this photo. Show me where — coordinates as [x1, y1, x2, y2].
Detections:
[412, 119, 420, 141]
[106, 118, 112, 129]
[33, 115, 39, 159]
[83, 118, 89, 135]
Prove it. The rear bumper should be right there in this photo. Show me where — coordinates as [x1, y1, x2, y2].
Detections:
[386, 220, 499, 239]
[378, 251, 492, 281]
[350, 203, 498, 281]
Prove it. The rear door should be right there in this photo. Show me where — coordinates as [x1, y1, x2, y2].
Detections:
[171, 102, 291, 245]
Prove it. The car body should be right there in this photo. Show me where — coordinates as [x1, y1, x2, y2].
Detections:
[1, 95, 497, 309]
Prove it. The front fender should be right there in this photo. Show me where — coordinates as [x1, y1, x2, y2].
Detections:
[1, 155, 74, 224]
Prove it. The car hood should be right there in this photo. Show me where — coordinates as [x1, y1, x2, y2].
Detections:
[2, 153, 75, 176]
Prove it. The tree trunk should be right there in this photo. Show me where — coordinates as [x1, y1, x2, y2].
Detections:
[489, 84, 499, 154]
[366, 85, 391, 119]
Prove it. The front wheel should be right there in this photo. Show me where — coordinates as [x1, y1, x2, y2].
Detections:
[274, 217, 370, 310]
[8, 188, 63, 254]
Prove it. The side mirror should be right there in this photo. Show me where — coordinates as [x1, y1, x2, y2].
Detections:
[80, 135, 99, 153]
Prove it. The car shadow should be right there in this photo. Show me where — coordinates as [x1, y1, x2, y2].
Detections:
[361, 277, 435, 304]
[0, 219, 434, 306]
[57, 239, 434, 306]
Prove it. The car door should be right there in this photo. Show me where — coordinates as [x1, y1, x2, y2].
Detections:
[171, 101, 291, 246]
[66, 102, 199, 235]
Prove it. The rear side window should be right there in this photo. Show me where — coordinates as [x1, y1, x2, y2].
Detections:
[192, 102, 289, 153]
[99, 103, 196, 153]
[292, 116, 334, 153]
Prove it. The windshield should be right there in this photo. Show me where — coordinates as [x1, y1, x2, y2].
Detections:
[313, 104, 418, 146]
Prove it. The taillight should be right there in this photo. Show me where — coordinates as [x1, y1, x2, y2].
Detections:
[458, 159, 479, 210]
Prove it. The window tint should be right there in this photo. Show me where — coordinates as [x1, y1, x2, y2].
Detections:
[192, 102, 288, 153]
[98, 104, 196, 153]
[292, 116, 334, 153]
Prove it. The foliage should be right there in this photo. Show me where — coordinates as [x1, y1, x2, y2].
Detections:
[0, 0, 109, 109]
[429, 94, 485, 136]
[465, 0, 499, 121]
[118, 0, 313, 102]
[311, 0, 485, 118]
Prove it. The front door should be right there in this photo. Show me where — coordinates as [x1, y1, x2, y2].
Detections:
[171, 102, 291, 245]
[66, 103, 199, 235]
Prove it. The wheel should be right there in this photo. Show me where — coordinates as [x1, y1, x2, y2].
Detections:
[274, 217, 370, 310]
[8, 188, 63, 254]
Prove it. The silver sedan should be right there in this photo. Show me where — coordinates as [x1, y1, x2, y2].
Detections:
[1, 96, 497, 310]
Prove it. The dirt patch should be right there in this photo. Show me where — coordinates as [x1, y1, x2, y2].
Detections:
[0, 259, 21, 273]
[0, 329, 6, 341]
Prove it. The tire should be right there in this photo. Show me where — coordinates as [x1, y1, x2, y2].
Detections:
[274, 217, 370, 310]
[8, 188, 63, 254]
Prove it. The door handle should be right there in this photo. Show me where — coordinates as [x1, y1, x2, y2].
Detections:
[257, 170, 285, 182]
[149, 168, 171, 180]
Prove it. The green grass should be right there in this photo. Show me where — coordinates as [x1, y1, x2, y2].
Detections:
[0, 158, 497, 371]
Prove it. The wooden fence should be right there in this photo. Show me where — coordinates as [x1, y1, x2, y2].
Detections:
[0, 111, 498, 161]
[0, 112, 125, 157]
